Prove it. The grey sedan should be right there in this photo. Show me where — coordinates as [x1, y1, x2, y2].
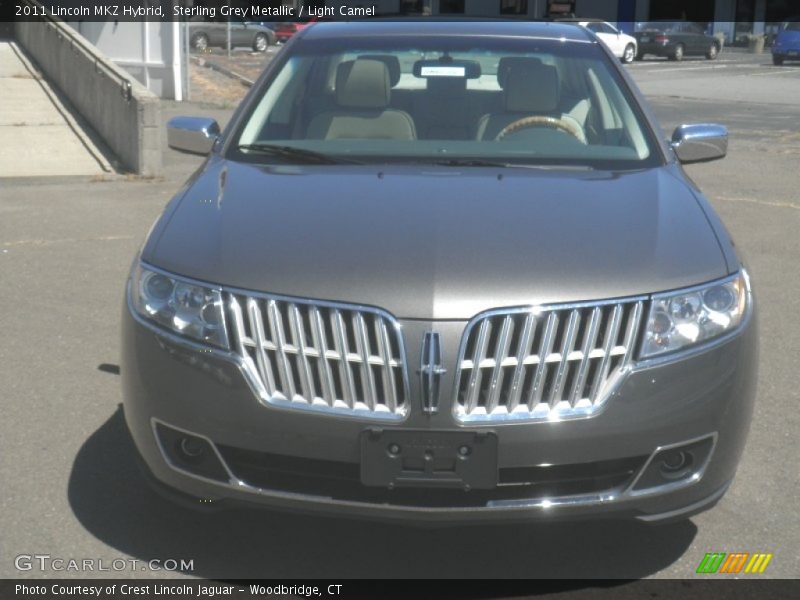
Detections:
[122, 21, 757, 525]
[188, 20, 275, 53]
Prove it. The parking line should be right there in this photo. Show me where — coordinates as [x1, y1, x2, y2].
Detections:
[746, 68, 800, 76]
[645, 65, 729, 74]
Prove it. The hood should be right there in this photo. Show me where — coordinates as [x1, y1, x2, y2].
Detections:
[144, 161, 729, 320]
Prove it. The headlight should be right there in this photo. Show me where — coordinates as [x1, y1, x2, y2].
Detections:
[641, 271, 749, 359]
[130, 263, 228, 348]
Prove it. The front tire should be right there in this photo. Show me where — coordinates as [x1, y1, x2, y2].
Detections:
[622, 44, 636, 64]
[252, 33, 269, 53]
[773, 54, 784, 66]
[669, 43, 685, 61]
[706, 42, 719, 60]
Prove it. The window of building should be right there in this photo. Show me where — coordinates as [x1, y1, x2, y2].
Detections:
[547, 1, 575, 18]
[500, 0, 528, 15]
[649, 0, 715, 23]
[400, 0, 424, 14]
[439, 0, 465, 13]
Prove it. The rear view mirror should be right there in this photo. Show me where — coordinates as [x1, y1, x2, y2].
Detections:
[413, 59, 482, 79]
[671, 124, 728, 164]
[167, 117, 220, 155]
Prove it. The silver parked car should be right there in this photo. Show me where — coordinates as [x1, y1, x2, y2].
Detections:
[188, 20, 276, 53]
[123, 21, 757, 524]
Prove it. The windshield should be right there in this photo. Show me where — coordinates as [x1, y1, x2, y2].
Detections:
[230, 33, 661, 169]
[638, 22, 679, 31]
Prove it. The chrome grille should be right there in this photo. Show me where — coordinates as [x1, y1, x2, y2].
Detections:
[454, 299, 645, 422]
[227, 292, 408, 419]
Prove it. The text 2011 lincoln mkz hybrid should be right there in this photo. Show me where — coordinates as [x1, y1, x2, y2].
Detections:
[122, 21, 758, 524]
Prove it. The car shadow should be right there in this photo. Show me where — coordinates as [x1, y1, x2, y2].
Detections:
[68, 407, 698, 580]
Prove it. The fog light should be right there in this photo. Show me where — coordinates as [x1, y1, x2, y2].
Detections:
[659, 450, 693, 479]
[631, 435, 714, 493]
[179, 436, 206, 460]
[154, 421, 230, 483]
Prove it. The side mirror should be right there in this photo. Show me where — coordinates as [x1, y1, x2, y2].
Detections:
[671, 124, 728, 164]
[167, 117, 220, 155]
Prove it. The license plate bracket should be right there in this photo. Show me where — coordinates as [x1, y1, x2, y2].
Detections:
[360, 429, 498, 490]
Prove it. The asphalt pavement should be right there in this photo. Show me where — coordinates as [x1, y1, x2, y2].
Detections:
[0, 49, 798, 581]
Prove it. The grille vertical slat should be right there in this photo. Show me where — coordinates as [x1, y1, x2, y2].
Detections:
[591, 304, 624, 400]
[332, 309, 356, 409]
[268, 300, 297, 402]
[354, 313, 378, 411]
[456, 298, 644, 422]
[228, 292, 407, 419]
[622, 302, 644, 364]
[506, 313, 536, 413]
[569, 306, 602, 406]
[549, 309, 581, 408]
[375, 316, 399, 413]
[465, 319, 492, 414]
[485, 315, 514, 414]
[246, 297, 278, 397]
[310, 306, 336, 406]
[526, 312, 559, 411]
[289, 304, 315, 403]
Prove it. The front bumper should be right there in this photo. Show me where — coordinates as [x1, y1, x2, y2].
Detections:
[637, 42, 675, 57]
[121, 296, 758, 524]
[772, 46, 800, 58]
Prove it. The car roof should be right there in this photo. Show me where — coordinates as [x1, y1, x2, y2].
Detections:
[301, 20, 594, 43]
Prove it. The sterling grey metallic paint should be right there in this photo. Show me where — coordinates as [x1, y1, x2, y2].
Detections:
[122, 21, 758, 524]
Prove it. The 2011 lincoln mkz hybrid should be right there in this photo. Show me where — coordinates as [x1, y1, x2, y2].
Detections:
[122, 21, 758, 524]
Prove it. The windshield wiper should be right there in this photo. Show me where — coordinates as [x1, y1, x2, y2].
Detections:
[432, 159, 594, 171]
[236, 143, 363, 165]
[432, 158, 510, 168]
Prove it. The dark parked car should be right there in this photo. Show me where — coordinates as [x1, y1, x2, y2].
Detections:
[124, 21, 757, 525]
[189, 20, 276, 53]
[772, 20, 800, 65]
[634, 21, 721, 60]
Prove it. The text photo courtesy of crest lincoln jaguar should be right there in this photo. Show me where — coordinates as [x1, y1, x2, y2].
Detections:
[121, 20, 757, 526]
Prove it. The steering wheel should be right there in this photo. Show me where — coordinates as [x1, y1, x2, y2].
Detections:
[495, 116, 586, 144]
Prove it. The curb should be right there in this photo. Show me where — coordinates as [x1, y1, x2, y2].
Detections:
[191, 55, 255, 87]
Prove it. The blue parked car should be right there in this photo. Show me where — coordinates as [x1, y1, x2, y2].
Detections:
[772, 20, 800, 65]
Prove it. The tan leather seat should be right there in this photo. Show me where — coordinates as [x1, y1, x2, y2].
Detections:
[307, 59, 416, 141]
[476, 60, 585, 142]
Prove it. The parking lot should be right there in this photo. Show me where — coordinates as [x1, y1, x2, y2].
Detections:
[1, 48, 798, 580]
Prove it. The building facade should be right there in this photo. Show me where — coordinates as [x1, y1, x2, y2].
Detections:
[378, 0, 798, 42]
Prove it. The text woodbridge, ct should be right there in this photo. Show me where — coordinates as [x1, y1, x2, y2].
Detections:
[15, 584, 342, 597]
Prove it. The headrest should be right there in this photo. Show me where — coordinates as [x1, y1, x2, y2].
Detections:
[497, 57, 543, 89]
[504, 62, 560, 113]
[358, 54, 401, 87]
[336, 59, 391, 109]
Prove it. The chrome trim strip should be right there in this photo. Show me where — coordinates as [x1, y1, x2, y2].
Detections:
[635, 481, 731, 522]
[150, 418, 239, 487]
[623, 432, 718, 498]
